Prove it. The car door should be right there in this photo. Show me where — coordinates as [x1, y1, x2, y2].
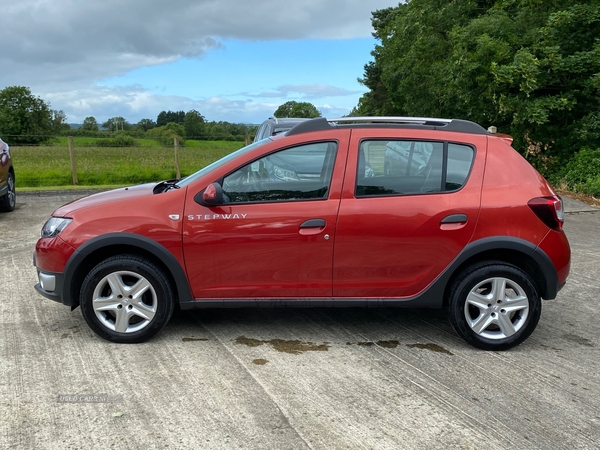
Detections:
[333, 129, 487, 298]
[183, 132, 350, 299]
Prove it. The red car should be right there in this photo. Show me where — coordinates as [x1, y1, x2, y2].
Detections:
[33, 117, 570, 350]
[0, 137, 15, 212]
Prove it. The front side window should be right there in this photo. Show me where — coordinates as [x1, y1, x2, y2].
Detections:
[356, 140, 474, 197]
[222, 141, 337, 203]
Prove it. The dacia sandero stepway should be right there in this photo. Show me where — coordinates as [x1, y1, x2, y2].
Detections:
[33, 117, 571, 350]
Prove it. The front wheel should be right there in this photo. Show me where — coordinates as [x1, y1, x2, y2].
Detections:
[448, 262, 541, 351]
[0, 171, 16, 212]
[80, 255, 175, 343]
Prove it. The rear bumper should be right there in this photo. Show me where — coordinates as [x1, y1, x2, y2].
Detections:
[537, 229, 571, 297]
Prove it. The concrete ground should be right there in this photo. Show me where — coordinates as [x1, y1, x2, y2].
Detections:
[1, 191, 599, 449]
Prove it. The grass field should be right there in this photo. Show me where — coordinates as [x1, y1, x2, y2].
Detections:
[12, 141, 244, 188]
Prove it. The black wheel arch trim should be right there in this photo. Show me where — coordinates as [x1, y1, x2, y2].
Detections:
[429, 236, 558, 303]
[61, 233, 192, 308]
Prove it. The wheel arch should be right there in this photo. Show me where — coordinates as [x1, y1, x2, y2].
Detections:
[62, 233, 192, 309]
[440, 236, 558, 307]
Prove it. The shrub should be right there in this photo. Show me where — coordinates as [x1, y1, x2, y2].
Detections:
[146, 123, 186, 146]
[563, 148, 600, 197]
[93, 131, 138, 147]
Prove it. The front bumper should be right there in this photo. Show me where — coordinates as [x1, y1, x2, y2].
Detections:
[33, 252, 70, 306]
[34, 270, 66, 304]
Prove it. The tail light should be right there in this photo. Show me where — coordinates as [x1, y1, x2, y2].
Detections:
[528, 196, 564, 231]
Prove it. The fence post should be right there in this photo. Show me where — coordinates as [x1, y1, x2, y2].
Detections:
[68, 136, 79, 185]
[174, 137, 181, 179]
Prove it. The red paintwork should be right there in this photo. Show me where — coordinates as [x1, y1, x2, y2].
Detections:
[473, 137, 556, 244]
[34, 124, 570, 303]
[35, 236, 77, 273]
[35, 185, 187, 273]
[334, 130, 486, 298]
[182, 129, 350, 298]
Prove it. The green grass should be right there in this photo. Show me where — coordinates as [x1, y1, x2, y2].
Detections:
[11, 141, 244, 188]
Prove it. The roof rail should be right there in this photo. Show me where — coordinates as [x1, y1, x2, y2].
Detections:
[286, 116, 488, 136]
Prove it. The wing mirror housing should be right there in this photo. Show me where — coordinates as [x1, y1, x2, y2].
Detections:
[196, 182, 225, 206]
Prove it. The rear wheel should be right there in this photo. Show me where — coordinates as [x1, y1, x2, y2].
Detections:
[0, 171, 16, 212]
[448, 262, 541, 350]
[80, 255, 175, 343]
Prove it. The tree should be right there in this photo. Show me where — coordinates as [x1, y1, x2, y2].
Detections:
[137, 118, 156, 132]
[0, 86, 54, 144]
[490, 3, 600, 172]
[157, 110, 185, 127]
[82, 116, 99, 132]
[355, 0, 600, 178]
[274, 101, 321, 118]
[102, 117, 129, 132]
[51, 110, 70, 134]
[184, 110, 205, 138]
[146, 122, 186, 146]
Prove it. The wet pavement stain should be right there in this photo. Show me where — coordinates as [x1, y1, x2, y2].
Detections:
[182, 337, 209, 342]
[348, 340, 399, 348]
[407, 343, 454, 355]
[235, 336, 263, 347]
[562, 333, 594, 347]
[235, 336, 330, 355]
[252, 359, 269, 365]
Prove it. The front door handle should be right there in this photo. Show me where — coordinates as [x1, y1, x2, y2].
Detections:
[300, 218, 326, 228]
[299, 218, 326, 236]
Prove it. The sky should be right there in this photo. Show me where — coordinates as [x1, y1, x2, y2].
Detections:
[0, 0, 400, 125]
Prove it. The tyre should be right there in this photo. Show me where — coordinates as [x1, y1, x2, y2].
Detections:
[80, 255, 175, 343]
[0, 171, 16, 212]
[447, 261, 541, 351]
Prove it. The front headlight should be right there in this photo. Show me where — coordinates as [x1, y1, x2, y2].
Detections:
[41, 217, 72, 238]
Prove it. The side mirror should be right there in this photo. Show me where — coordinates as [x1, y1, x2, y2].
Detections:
[196, 182, 224, 206]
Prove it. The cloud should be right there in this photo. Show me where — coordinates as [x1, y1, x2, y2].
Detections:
[42, 84, 281, 124]
[43, 84, 353, 124]
[247, 83, 363, 100]
[0, 0, 396, 123]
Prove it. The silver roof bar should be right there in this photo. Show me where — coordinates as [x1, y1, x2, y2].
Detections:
[286, 116, 489, 136]
[328, 116, 452, 125]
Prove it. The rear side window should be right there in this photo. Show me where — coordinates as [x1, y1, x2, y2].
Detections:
[356, 140, 474, 197]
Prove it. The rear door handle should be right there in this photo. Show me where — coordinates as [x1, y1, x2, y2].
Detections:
[440, 214, 468, 230]
[441, 214, 467, 224]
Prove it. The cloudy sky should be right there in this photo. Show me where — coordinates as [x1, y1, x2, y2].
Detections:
[1, 0, 400, 125]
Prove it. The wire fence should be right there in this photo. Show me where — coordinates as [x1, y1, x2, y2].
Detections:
[10, 136, 246, 188]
